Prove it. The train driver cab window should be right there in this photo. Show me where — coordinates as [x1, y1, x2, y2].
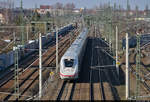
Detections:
[64, 59, 74, 67]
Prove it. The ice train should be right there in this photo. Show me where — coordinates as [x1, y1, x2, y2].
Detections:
[60, 28, 88, 80]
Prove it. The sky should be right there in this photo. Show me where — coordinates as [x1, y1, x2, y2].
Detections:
[5, 0, 150, 10]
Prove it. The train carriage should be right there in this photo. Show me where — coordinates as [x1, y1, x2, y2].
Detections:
[60, 28, 88, 80]
[122, 34, 150, 49]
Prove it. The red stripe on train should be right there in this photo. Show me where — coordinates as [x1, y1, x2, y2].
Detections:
[59, 72, 77, 77]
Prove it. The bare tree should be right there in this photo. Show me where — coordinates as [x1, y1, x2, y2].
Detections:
[114, 2, 116, 10]
[126, 0, 130, 18]
[64, 3, 75, 10]
[71, 3, 75, 10]
[135, 5, 139, 17]
[55, 2, 63, 9]
[145, 4, 149, 11]
[145, 4, 149, 17]
[127, 0, 130, 11]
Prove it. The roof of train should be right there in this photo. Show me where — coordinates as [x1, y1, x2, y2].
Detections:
[52, 23, 73, 33]
[62, 28, 88, 59]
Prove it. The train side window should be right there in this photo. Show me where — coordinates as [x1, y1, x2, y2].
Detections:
[64, 59, 74, 67]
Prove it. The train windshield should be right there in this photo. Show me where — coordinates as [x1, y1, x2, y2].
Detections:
[64, 59, 74, 67]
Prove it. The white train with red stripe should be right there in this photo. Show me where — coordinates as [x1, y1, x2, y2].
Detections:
[60, 28, 88, 80]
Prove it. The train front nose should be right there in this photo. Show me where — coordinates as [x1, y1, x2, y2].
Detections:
[60, 67, 77, 79]
[60, 58, 78, 79]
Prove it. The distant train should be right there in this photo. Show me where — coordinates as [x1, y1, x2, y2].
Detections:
[60, 28, 88, 80]
[0, 24, 75, 70]
[122, 34, 150, 49]
[52, 24, 74, 38]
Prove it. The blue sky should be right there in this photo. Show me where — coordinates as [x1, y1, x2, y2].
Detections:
[10, 0, 150, 10]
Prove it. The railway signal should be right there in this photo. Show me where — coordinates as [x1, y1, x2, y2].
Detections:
[50, 71, 54, 82]
[50, 71, 54, 76]
[116, 61, 120, 65]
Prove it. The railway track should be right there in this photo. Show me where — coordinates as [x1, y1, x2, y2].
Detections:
[130, 65, 150, 94]
[56, 80, 76, 100]
[89, 25, 119, 100]
[0, 29, 80, 101]
[119, 63, 150, 99]
[98, 68, 105, 100]
[0, 39, 59, 90]
[89, 26, 106, 100]
[126, 51, 150, 95]
[120, 46, 150, 99]
[89, 27, 94, 100]
[90, 69, 94, 100]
